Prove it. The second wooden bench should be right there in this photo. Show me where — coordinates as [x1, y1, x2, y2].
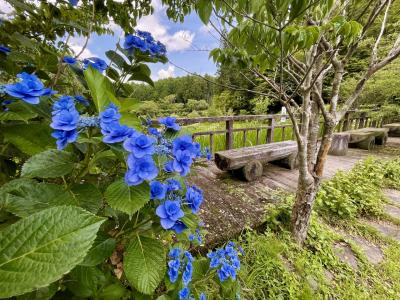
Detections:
[214, 141, 298, 181]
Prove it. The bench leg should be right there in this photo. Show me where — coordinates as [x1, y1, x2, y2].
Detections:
[238, 160, 263, 181]
[350, 136, 375, 150]
[375, 133, 388, 146]
[271, 153, 298, 170]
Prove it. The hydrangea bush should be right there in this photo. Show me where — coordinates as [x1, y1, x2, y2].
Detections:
[0, 29, 242, 299]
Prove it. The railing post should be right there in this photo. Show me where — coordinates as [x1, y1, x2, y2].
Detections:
[225, 120, 233, 150]
[358, 112, 367, 129]
[342, 112, 350, 131]
[266, 117, 275, 143]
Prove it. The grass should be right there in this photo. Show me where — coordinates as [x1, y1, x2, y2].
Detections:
[234, 157, 400, 299]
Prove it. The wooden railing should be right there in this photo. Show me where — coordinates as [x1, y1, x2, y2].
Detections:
[168, 110, 385, 154]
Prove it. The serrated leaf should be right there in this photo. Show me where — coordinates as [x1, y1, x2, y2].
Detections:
[80, 232, 116, 266]
[65, 265, 106, 298]
[71, 183, 103, 214]
[0, 178, 74, 217]
[0, 206, 105, 298]
[105, 179, 150, 215]
[106, 50, 128, 70]
[124, 235, 166, 295]
[21, 149, 76, 178]
[3, 123, 54, 155]
[16, 281, 59, 300]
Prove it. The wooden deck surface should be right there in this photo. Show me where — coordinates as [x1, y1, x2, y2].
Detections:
[188, 137, 400, 246]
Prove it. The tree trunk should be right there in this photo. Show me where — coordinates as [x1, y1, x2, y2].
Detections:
[291, 175, 320, 245]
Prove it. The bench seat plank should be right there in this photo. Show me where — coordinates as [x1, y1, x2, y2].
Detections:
[214, 141, 297, 171]
[383, 123, 400, 137]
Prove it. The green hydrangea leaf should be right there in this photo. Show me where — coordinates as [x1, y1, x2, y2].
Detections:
[21, 149, 76, 178]
[80, 232, 116, 267]
[104, 179, 150, 215]
[0, 206, 105, 298]
[70, 183, 103, 214]
[65, 266, 106, 298]
[0, 178, 74, 217]
[124, 235, 166, 295]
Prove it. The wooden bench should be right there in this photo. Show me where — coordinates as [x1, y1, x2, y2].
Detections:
[214, 141, 298, 181]
[383, 123, 400, 137]
[347, 127, 389, 150]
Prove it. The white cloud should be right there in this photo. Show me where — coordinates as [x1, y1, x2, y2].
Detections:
[157, 65, 175, 80]
[0, 0, 14, 15]
[135, 1, 195, 52]
[69, 35, 95, 59]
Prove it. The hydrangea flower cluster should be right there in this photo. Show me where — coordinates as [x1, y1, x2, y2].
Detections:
[123, 30, 167, 57]
[168, 248, 206, 300]
[50, 96, 79, 150]
[4, 72, 56, 104]
[62, 55, 108, 73]
[207, 242, 242, 282]
[100, 103, 133, 144]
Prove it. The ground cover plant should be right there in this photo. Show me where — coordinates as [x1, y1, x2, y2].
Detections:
[238, 157, 400, 299]
[0, 2, 242, 298]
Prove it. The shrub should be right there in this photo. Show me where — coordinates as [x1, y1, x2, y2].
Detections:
[0, 29, 242, 299]
[316, 157, 399, 220]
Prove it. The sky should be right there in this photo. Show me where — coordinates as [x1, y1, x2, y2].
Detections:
[0, 0, 219, 81]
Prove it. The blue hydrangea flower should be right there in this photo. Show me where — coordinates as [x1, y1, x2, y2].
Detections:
[83, 57, 108, 73]
[166, 178, 181, 192]
[137, 30, 154, 42]
[50, 109, 80, 131]
[164, 160, 174, 173]
[173, 135, 196, 157]
[74, 95, 89, 106]
[50, 96, 79, 149]
[149, 41, 167, 56]
[205, 147, 212, 160]
[100, 103, 121, 125]
[178, 287, 190, 300]
[186, 185, 203, 213]
[171, 220, 187, 233]
[63, 56, 77, 64]
[125, 155, 158, 186]
[4, 72, 56, 104]
[172, 150, 193, 176]
[207, 242, 241, 282]
[150, 181, 167, 200]
[217, 262, 237, 282]
[182, 259, 193, 286]
[169, 248, 181, 258]
[156, 200, 184, 229]
[0, 45, 10, 54]
[69, 0, 78, 6]
[168, 259, 180, 283]
[159, 116, 180, 131]
[51, 129, 78, 150]
[102, 123, 133, 143]
[123, 132, 155, 158]
[148, 127, 161, 137]
[200, 293, 206, 300]
[123, 34, 148, 52]
[52, 96, 75, 113]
